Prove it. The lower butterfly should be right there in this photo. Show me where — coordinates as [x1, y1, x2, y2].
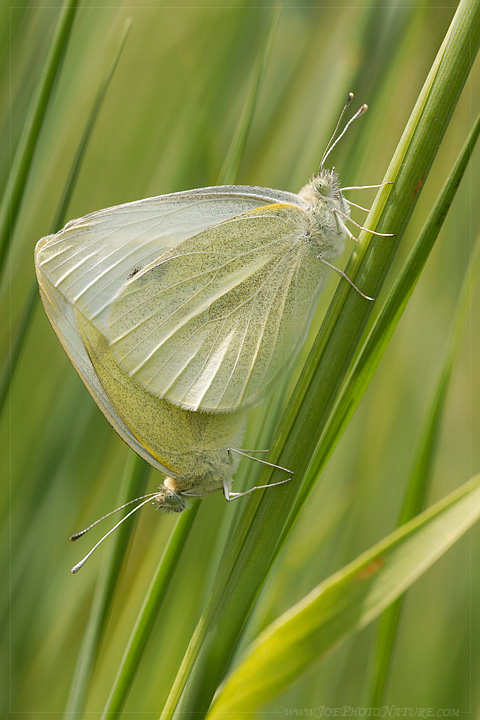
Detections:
[34, 93, 392, 570]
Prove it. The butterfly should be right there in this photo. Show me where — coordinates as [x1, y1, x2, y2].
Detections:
[34, 94, 390, 547]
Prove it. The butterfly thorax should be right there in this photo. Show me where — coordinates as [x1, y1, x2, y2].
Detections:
[165, 445, 239, 491]
[298, 168, 350, 261]
[153, 447, 240, 512]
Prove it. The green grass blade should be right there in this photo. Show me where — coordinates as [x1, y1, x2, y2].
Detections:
[52, 18, 132, 234]
[0, 19, 132, 418]
[217, 7, 279, 185]
[98, 502, 200, 719]
[398, 238, 480, 527]
[208, 474, 480, 715]
[63, 453, 151, 717]
[292, 109, 480, 521]
[0, 0, 78, 279]
[0, 279, 37, 415]
[369, 232, 480, 705]
[160, 3, 480, 716]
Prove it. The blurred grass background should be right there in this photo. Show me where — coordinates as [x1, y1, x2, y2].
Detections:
[1, 1, 479, 716]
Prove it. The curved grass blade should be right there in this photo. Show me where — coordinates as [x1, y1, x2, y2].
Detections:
[0, 0, 78, 279]
[0, 19, 152, 718]
[0, 18, 132, 418]
[208, 474, 480, 714]
[62, 452, 150, 717]
[218, 6, 279, 185]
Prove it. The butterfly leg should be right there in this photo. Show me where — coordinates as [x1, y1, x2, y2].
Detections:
[229, 447, 293, 474]
[222, 476, 292, 502]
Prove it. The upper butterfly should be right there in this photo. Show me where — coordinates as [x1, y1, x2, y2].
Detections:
[35, 167, 357, 413]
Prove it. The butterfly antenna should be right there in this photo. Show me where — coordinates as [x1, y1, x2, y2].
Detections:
[321, 101, 368, 169]
[70, 492, 160, 540]
[320, 92, 354, 170]
[71, 495, 157, 573]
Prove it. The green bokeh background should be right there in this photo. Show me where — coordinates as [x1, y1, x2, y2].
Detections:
[2, 1, 479, 716]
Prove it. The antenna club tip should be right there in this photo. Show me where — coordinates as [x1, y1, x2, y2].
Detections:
[71, 563, 82, 574]
[70, 532, 83, 541]
[347, 92, 354, 101]
[361, 104, 368, 112]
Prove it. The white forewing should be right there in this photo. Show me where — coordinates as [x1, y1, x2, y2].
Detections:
[34, 186, 305, 431]
[109, 203, 326, 412]
[35, 187, 301, 337]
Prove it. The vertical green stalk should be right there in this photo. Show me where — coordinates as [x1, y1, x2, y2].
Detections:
[218, 7, 279, 185]
[98, 502, 200, 719]
[0, 0, 78, 279]
[63, 453, 151, 717]
[0, 18, 132, 418]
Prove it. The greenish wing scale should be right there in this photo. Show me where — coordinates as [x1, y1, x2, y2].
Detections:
[109, 203, 324, 412]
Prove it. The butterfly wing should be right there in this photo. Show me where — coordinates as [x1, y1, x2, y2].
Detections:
[35, 186, 300, 334]
[35, 187, 301, 461]
[35, 267, 171, 472]
[109, 202, 326, 412]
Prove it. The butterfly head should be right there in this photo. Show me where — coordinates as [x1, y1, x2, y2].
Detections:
[297, 168, 350, 260]
[299, 168, 347, 214]
[153, 481, 187, 513]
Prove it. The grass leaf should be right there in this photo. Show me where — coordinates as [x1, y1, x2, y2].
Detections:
[0, 0, 78, 278]
[209, 474, 480, 715]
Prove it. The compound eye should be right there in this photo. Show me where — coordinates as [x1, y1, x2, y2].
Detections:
[154, 488, 186, 513]
[165, 490, 186, 511]
[315, 177, 330, 196]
